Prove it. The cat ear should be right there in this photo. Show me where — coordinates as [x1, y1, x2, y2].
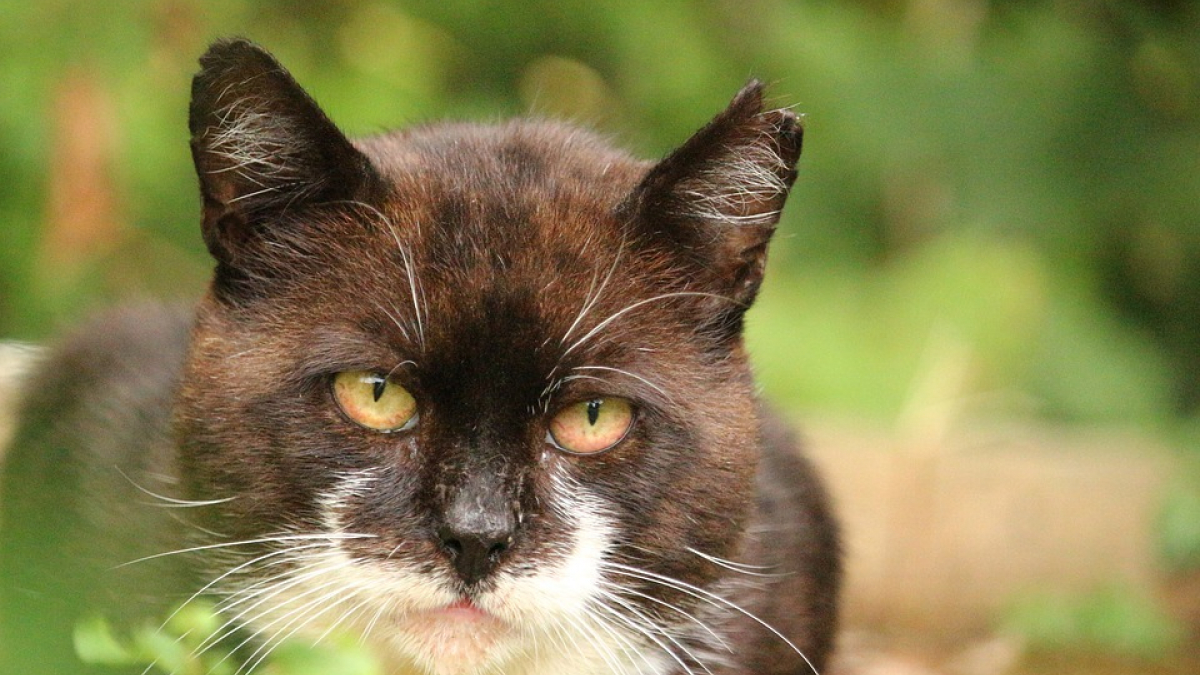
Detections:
[630, 81, 802, 310]
[189, 38, 375, 270]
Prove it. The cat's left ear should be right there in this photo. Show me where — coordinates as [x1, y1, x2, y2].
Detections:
[628, 81, 802, 310]
[188, 38, 377, 276]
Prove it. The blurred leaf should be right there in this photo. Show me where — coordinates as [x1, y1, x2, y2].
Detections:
[1001, 586, 1185, 659]
[74, 616, 136, 666]
[263, 636, 382, 675]
[1159, 459, 1200, 570]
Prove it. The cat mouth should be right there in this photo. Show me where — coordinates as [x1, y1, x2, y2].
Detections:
[377, 597, 513, 674]
[428, 598, 495, 622]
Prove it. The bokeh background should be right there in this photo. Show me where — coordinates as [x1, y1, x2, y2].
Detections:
[1, 0, 1198, 673]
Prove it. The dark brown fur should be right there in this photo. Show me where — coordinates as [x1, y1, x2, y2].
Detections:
[1, 39, 838, 674]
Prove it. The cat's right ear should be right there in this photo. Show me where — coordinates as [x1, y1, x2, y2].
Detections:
[626, 82, 802, 315]
[189, 39, 376, 279]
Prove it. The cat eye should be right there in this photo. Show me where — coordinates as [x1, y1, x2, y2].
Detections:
[548, 397, 634, 455]
[332, 370, 418, 432]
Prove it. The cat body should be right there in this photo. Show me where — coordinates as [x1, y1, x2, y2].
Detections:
[0, 40, 839, 675]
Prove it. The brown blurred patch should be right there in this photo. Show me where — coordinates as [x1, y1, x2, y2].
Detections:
[37, 66, 125, 288]
[804, 418, 1200, 674]
[806, 421, 1170, 633]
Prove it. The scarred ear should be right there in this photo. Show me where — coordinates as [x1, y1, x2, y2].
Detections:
[629, 81, 802, 314]
[189, 38, 376, 280]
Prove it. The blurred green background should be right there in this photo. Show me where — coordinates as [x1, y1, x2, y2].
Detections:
[3, 0, 1199, 426]
[1, 0, 1199, 670]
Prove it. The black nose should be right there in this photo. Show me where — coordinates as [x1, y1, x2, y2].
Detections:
[437, 521, 512, 586]
[435, 469, 518, 586]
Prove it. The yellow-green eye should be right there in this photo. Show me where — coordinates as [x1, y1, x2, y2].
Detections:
[332, 370, 418, 432]
[548, 398, 634, 455]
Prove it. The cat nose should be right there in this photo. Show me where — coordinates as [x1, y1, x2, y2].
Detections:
[436, 520, 513, 586]
[435, 475, 517, 585]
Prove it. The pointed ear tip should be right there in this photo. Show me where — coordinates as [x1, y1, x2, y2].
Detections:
[733, 80, 767, 108]
[192, 38, 285, 117]
[197, 37, 273, 72]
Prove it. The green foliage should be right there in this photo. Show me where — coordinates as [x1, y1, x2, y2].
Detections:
[74, 602, 381, 675]
[75, 604, 237, 675]
[748, 232, 1174, 422]
[1000, 586, 1185, 659]
[2, 0, 1197, 427]
[1159, 446, 1200, 570]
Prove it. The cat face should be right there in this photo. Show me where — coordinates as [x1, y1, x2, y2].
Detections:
[173, 40, 801, 674]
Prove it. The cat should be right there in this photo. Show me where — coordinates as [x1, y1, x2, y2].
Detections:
[0, 38, 839, 675]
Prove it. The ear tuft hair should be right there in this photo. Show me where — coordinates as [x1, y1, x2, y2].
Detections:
[629, 81, 804, 317]
[189, 38, 376, 274]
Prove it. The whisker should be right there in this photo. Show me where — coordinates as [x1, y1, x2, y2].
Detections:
[157, 542, 331, 634]
[590, 596, 702, 675]
[235, 579, 359, 675]
[604, 581, 732, 654]
[560, 237, 624, 349]
[197, 554, 351, 658]
[558, 606, 630, 675]
[204, 558, 357, 671]
[115, 466, 236, 508]
[562, 291, 740, 359]
[375, 300, 413, 343]
[570, 366, 675, 405]
[686, 546, 788, 578]
[212, 553, 341, 619]
[603, 561, 821, 675]
[358, 593, 397, 647]
[342, 198, 427, 353]
[114, 532, 375, 569]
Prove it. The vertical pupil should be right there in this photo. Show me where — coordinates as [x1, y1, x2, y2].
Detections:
[586, 400, 601, 426]
[372, 378, 387, 402]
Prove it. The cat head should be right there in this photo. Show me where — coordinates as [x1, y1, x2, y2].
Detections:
[176, 38, 802, 673]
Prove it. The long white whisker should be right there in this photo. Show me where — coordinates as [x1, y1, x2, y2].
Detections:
[376, 300, 413, 343]
[686, 546, 787, 578]
[570, 366, 675, 404]
[235, 578, 359, 675]
[114, 532, 375, 569]
[358, 593, 397, 647]
[604, 584, 723, 673]
[590, 596, 702, 675]
[197, 554, 350, 658]
[212, 554, 341, 618]
[155, 542, 331, 641]
[400, 244, 427, 352]
[115, 466, 237, 508]
[604, 562, 821, 675]
[607, 581, 732, 653]
[206, 558, 357, 672]
[346, 197, 426, 353]
[560, 238, 624, 349]
[559, 605, 632, 675]
[563, 292, 739, 359]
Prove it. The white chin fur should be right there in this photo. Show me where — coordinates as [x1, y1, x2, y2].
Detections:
[235, 470, 672, 675]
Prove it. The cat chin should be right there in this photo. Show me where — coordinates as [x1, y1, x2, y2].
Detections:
[374, 610, 515, 675]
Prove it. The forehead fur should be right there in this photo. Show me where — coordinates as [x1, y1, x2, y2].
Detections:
[342, 120, 679, 335]
[365, 120, 646, 261]
[360, 119, 645, 194]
